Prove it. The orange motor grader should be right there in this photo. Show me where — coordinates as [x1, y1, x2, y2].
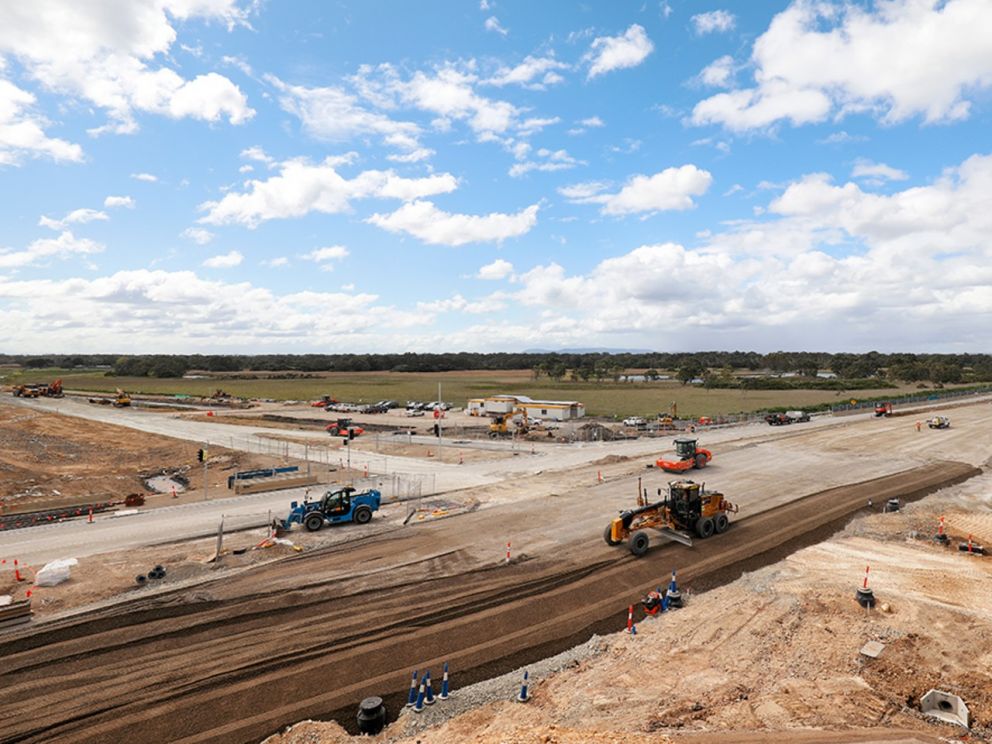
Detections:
[656, 437, 712, 473]
[604, 479, 738, 556]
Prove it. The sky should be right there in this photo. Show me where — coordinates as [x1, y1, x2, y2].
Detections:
[1, 0, 991, 355]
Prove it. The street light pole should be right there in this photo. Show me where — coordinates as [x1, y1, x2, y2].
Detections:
[202, 442, 208, 502]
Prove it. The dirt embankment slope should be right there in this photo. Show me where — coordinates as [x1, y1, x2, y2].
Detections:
[0, 460, 977, 744]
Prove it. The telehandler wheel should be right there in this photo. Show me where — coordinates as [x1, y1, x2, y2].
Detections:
[695, 516, 715, 539]
[354, 506, 373, 524]
[304, 513, 325, 532]
[629, 530, 650, 557]
[714, 513, 730, 534]
[603, 524, 621, 546]
[694, 454, 707, 469]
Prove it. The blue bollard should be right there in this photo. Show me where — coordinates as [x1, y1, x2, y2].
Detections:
[516, 670, 530, 703]
[424, 670, 436, 705]
[412, 679, 426, 713]
[405, 670, 419, 707]
[439, 662, 450, 700]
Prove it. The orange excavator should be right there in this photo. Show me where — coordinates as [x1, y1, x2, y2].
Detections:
[656, 437, 712, 473]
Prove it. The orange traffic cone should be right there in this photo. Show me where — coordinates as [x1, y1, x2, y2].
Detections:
[14, 559, 24, 582]
[87, 508, 94, 524]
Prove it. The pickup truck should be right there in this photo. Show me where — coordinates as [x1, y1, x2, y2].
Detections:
[623, 416, 647, 427]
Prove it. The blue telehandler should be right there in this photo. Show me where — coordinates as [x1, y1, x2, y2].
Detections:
[282, 486, 381, 532]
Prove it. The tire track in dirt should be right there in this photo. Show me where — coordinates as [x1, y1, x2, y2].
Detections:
[0, 461, 978, 744]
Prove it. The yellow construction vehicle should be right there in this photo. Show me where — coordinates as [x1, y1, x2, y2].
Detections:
[657, 401, 677, 429]
[113, 389, 131, 407]
[489, 407, 529, 438]
[604, 479, 738, 556]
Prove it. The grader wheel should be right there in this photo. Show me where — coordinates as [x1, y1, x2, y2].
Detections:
[629, 530, 650, 557]
[603, 524, 621, 546]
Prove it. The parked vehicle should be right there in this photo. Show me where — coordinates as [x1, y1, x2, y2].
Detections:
[623, 416, 647, 427]
[765, 410, 810, 425]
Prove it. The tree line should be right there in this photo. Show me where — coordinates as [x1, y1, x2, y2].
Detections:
[3, 351, 992, 385]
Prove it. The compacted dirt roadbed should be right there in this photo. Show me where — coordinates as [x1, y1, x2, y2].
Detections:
[0, 460, 977, 744]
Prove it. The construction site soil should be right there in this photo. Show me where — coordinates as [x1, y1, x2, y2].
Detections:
[0, 403, 281, 514]
[0, 459, 977, 744]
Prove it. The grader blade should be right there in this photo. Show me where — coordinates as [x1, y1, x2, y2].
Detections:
[659, 528, 694, 547]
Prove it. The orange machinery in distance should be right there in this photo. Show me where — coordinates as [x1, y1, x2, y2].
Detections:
[656, 437, 712, 473]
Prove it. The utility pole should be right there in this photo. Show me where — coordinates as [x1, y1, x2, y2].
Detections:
[437, 381, 442, 462]
[202, 443, 208, 502]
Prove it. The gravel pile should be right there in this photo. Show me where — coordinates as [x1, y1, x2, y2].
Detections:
[390, 635, 607, 738]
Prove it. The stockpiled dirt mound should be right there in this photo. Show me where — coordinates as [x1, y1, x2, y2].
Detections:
[0, 460, 976, 744]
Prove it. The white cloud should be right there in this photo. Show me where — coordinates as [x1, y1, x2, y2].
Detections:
[691, 10, 736, 35]
[0, 77, 83, 165]
[360, 63, 520, 137]
[698, 55, 735, 88]
[268, 76, 426, 157]
[199, 157, 458, 227]
[0, 1, 253, 135]
[302, 245, 349, 270]
[477, 258, 514, 279]
[38, 208, 109, 231]
[560, 164, 712, 215]
[104, 195, 134, 208]
[486, 56, 569, 89]
[203, 250, 243, 268]
[261, 256, 289, 268]
[0, 268, 431, 352]
[494, 156, 992, 348]
[367, 200, 539, 246]
[241, 146, 274, 165]
[418, 293, 507, 315]
[586, 24, 654, 79]
[484, 16, 508, 36]
[818, 130, 868, 146]
[567, 115, 605, 135]
[386, 148, 435, 163]
[692, 0, 992, 131]
[851, 159, 909, 183]
[558, 181, 611, 201]
[131, 172, 158, 182]
[509, 148, 583, 177]
[0, 230, 103, 268]
[181, 226, 214, 245]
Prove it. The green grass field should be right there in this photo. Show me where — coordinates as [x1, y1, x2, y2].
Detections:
[1, 367, 946, 418]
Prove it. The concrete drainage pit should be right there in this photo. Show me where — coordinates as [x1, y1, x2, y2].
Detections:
[920, 689, 969, 728]
[143, 471, 190, 494]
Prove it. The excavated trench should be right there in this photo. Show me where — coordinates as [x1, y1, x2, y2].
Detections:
[0, 460, 979, 744]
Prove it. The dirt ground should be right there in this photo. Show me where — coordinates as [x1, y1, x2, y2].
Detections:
[0, 402, 292, 514]
[0, 460, 977, 744]
[2, 397, 991, 744]
[268, 476, 992, 744]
